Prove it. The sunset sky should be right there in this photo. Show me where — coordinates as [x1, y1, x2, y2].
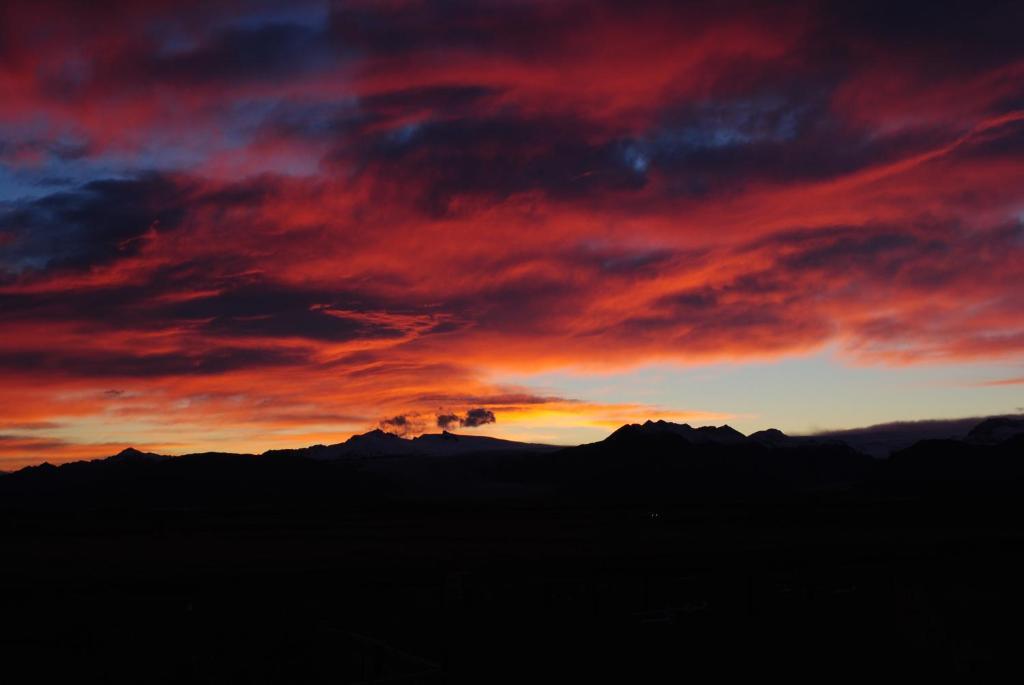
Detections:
[2, 0, 1023, 467]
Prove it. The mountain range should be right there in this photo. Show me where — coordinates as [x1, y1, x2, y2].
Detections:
[2, 415, 1023, 510]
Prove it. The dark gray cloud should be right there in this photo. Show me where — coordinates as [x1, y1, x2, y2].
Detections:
[379, 414, 427, 437]
[435, 413, 460, 430]
[0, 253, 427, 345]
[327, 0, 581, 58]
[638, 88, 950, 196]
[0, 174, 189, 273]
[436, 408, 496, 430]
[0, 346, 308, 379]
[146, 23, 332, 85]
[381, 415, 409, 428]
[462, 408, 496, 427]
[822, 0, 1024, 70]
[330, 113, 648, 216]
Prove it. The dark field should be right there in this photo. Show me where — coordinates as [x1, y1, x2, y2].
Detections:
[5, 494, 1024, 683]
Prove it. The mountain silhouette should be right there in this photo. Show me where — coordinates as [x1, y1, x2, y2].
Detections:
[541, 419, 873, 500]
[3, 416, 1024, 510]
[264, 429, 559, 460]
[106, 446, 172, 463]
[607, 420, 749, 445]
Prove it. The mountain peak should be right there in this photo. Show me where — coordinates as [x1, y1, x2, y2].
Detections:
[749, 428, 791, 447]
[107, 447, 168, 463]
[643, 419, 693, 430]
[348, 429, 405, 442]
[697, 424, 745, 438]
[609, 420, 749, 445]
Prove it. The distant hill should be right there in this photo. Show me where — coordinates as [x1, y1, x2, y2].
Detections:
[810, 414, 1024, 457]
[966, 416, 1024, 445]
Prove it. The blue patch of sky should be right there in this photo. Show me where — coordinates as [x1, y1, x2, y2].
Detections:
[220, 0, 331, 32]
[1, 91, 355, 196]
[620, 142, 649, 173]
[652, 95, 806, 152]
[150, 0, 330, 56]
[151, 27, 201, 58]
[389, 121, 423, 145]
[0, 166, 67, 203]
[244, 98, 359, 141]
[0, 134, 123, 203]
[494, 346, 1024, 438]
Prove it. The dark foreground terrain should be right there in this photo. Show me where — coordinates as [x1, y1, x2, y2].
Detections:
[3, 418, 1024, 682]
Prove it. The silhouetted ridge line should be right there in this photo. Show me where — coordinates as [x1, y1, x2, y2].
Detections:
[609, 420, 747, 445]
[3, 416, 1024, 511]
[263, 430, 561, 460]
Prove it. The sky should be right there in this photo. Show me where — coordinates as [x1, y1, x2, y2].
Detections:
[1, 0, 1023, 467]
